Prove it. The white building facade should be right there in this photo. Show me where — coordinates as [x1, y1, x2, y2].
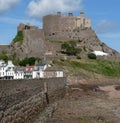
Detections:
[0, 60, 64, 80]
[0, 60, 24, 80]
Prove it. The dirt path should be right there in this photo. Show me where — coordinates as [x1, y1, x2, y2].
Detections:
[47, 84, 120, 123]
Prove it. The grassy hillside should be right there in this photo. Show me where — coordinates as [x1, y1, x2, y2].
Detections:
[53, 59, 120, 78]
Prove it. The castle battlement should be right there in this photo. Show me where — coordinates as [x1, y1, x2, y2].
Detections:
[43, 12, 91, 40]
[17, 23, 39, 32]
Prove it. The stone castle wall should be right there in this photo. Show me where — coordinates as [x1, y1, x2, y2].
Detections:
[17, 23, 39, 32]
[43, 12, 91, 40]
[0, 78, 66, 123]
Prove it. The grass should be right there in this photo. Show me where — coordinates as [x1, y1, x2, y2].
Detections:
[13, 31, 23, 45]
[53, 59, 120, 78]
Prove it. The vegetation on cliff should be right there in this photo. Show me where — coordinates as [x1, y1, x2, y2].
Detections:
[0, 50, 8, 61]
[19, 57, 42, 66]
[88, 53, 97, 59]
[13, 31, 23, 45]
[61, 41, 81, 56]
[53, 59, 120, 78]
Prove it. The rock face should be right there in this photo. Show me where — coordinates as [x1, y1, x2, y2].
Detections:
[0, 12, 120, 61]
[9, 28, 45, 60]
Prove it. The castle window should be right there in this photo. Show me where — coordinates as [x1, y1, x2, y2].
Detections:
[25, 25, 30, 30]
[52, 33, 55, 35]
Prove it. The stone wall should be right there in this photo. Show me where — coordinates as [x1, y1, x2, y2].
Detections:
[17, 23, 38, 32]
[43, 12, 91, 40]
[10, 28, 45, 60]
[0, 78, 66, 123]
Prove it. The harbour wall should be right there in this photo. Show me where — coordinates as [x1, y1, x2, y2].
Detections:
[0, 78, 66, 123]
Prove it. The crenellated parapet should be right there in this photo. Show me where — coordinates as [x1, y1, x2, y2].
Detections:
[17, 23, 39, 32]
[43, 12, 91, 40]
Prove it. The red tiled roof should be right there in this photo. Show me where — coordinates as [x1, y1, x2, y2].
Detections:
[25, 66, 34, 72]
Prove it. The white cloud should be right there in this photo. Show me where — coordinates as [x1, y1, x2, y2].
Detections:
[0, 0, 20, 14]
[27, 0, 83, 18]
[95, 20, 117, 34]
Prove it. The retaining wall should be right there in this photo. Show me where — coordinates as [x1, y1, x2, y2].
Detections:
[0, 78, 66, 123]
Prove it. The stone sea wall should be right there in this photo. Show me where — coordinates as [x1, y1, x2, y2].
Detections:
[0, 78, 66, 123]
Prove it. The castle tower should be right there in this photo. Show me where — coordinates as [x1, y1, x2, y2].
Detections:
[80, 12, 84, 18]
[43, 12, 91, 40]
[76, 12, 85, 29]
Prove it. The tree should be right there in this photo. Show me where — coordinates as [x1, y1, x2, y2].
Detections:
[61, 41, 81, 56]
[19, 57, 42, 66]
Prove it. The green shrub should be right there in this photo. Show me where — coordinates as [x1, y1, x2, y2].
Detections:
[88, 53, 96, 59]
[61, 41, 81, 56]
[76, 56, 81, 59]
[83, 45, 87, 52]
[13, 31, 23, 45]
[19, 57, 42, 66]
[0, 51, 8, 61]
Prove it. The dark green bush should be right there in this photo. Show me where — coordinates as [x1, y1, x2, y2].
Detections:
[19, 57, 42, 66]
[61, 41, 81, 56]
[88, 53, 96, 59]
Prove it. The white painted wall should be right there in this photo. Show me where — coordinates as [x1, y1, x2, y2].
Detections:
[55, 71, 63, 77]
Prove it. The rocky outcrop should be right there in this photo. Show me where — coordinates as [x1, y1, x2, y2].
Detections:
[0, 22, 120, 61]
[9, 28, 45, 60]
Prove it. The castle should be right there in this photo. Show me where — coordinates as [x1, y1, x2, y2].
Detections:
[0, 11, 119, 61]
[17, 23, 39, 32]
[43, 12, 91, 40]
[17, 12, 91, 41]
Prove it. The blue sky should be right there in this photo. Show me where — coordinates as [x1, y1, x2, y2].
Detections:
[0, 0, 120, 52]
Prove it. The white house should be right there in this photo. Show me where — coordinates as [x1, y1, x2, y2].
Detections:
[0, 60, 64, 80]
[0, 60, 24, 80]
[0, 60, 15, 79]
[55, 71, 64, 77]
[14, 67, 24, 79]
[14, 72, 24, 79]
[33, 63, 51, 79]
[44, 67, 64, 78]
